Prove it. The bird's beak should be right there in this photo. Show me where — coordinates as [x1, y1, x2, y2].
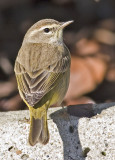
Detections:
[59, 20, 74, 30]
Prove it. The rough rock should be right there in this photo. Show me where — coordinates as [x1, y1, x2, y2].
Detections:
[0, 107, 84, 160]
[78, 106, 115, 160]
[0, 103, 115, 160]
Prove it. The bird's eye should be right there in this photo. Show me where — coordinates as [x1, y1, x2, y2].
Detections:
[44, 28, 50, 33]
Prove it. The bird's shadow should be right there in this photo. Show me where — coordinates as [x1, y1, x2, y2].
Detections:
[50, 108, 85, 160]
[50, 102, 115, 160]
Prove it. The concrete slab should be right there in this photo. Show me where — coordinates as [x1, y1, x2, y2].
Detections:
[78, 106, 115, 160]
[0, 107, 84, 160]
[0, 103, 114, 160]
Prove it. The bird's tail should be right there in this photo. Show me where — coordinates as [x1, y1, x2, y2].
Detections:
[28, 109, 49, 146]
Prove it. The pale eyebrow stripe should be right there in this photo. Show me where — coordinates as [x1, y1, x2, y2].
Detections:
[38, 24, 58, 31]
[29, 24, 58, 37]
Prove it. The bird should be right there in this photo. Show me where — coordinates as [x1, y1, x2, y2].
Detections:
[14, 19, 73, 146]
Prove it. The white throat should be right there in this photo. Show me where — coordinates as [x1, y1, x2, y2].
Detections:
[49, 30, 63, 44]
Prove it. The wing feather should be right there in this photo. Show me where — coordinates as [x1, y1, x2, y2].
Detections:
[15, 45, 70, 106]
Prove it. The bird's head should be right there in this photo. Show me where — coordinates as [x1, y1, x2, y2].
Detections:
[23, 19, 73, 44]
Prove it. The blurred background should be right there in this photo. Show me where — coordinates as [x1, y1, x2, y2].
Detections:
[0, 0, 115, 111]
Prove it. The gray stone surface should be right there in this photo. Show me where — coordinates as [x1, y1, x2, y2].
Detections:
[78, 106, 115, 160]
[0, 104, 115, 160]
[0, 107, 84, 160]
[92, 102, 115, 114]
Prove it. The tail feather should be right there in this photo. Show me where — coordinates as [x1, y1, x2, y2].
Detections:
[28, 112, 49, 146]
[39, 115, 49, 145]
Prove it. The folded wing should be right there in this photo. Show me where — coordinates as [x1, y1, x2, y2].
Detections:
[14, 51, 70, 107]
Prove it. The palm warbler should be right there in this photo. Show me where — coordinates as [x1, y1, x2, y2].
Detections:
[14, 19, 73, 146]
